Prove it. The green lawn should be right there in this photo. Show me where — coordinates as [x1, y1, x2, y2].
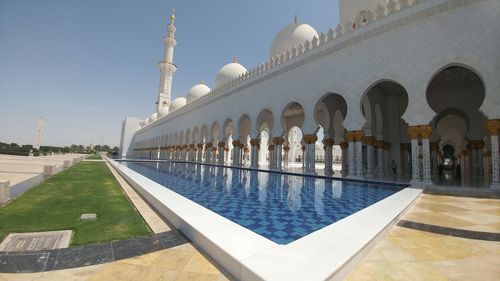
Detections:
[0, 162, 151, 246]
[86, 154, 103, 160]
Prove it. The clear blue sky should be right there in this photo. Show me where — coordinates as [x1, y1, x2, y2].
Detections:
[0, 0, 339, 147]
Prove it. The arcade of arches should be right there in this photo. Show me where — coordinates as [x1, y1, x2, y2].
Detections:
[133, 65, 500, 189]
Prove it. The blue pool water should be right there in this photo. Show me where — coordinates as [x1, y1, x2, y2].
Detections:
[121, 161, 402, 244]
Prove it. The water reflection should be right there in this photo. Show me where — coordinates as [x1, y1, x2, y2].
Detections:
[124, 161, 401, 244]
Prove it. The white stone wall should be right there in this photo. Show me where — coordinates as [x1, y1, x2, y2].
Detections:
[127, 0, 500, 156]
[119, 117, 141, 157]
[339, 0, 387, 24]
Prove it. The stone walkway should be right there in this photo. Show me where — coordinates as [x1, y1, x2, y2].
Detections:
[0, 243, 230, 281]
[346, 194, 500, 281]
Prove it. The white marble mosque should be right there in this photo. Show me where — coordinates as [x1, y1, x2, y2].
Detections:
[120, 0, 500, 188]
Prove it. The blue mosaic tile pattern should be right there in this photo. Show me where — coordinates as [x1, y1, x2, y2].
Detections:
[122, 162, 402, 244]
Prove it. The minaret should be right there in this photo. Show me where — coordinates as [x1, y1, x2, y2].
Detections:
[156, 9, 177, 113]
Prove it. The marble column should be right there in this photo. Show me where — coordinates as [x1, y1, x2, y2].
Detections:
[486, 120, 500, 189]
[268, 144, 275, 169]
[420, 125, 432, 184]
[430, 142, 439, 176]
[301, 145, 306, 170]
[384, 142, 391, 178]
[211, 147, 217, 164]
[376, 139, 385, 179]
[474, 140, 484, 176]
[354, 131, 364, 178]
[250, 139, 260, 168]
[346, 132, 356, 177]
[197, 144, 204, 162]
[273, 137, 284, 171]
[224, 147, 230, 164]
[232, 140, 241, 166]
[323, 138, 334, 176]
[205, 143, 212, 163]
[408, 126, 421, 184]
[218, 141, 225, 165]
[283, 145, 290, 169]
[242, 146, 248, 166]
[400, 143, 411, 178]
[303, 134, 317, 174]
[189, 144, 196, 161]
[461, 149, 468, 177]
[340, 142, 348, 176]
[364, 136, 375, 178]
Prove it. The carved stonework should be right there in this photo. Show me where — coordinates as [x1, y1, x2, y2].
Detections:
[486, 119, 500, 136]
[353, 131, 365, 142]
[420, 125, 432, 138]
[408, 126, 420, 139]
[375, 4, 386, 19]
[340, 142, 348, 149]
[303, 134, 318, 144]
[250, 139, 260, 147]
[323, 138, 335, 147]
[273, 137, 285, 145]
[363, 136, 376, 146]
[400, 143, 411, 151]
[384, 142, 391, 150]
[387, 0, 398, 15]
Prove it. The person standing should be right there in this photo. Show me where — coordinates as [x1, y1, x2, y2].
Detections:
[391, 160, 397, 181]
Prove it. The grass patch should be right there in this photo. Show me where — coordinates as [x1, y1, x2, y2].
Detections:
[0, 162, 151, 246]
[86, 154, 103, 160]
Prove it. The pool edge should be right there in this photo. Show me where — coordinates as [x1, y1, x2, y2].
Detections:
[109, 159, 421, 281]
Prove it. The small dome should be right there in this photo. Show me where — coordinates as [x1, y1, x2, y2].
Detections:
[215, 62, 247, 88]
[149, 112, 158, 123]
[186, 83, 211, 103]
[158, 106, 169, 118]
[269, 21, 319, 58]
[169, 97, 186, 112]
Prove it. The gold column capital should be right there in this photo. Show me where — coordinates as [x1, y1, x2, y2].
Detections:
[218, 141, 225, 148]
[303, 134, 318, 144]
[272, 137, 284, 145]
[407, 126, 420, 139]
[419, 125, 432, 138]
[486, 119, 500, 136]
[339, 142, 348, 149]
[363, 136, 375, 145]
[353, 130, 364, 142]
[250, 139, 260, 146]
[323, 137, 335, 147]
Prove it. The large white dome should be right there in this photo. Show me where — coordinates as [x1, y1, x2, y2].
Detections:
[269, 22, 319, 58]
[186, 83, 211, 103]
[158, 106, 169, 118]
[169, 97, 186, 112]
[215, 62, 247, 88]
